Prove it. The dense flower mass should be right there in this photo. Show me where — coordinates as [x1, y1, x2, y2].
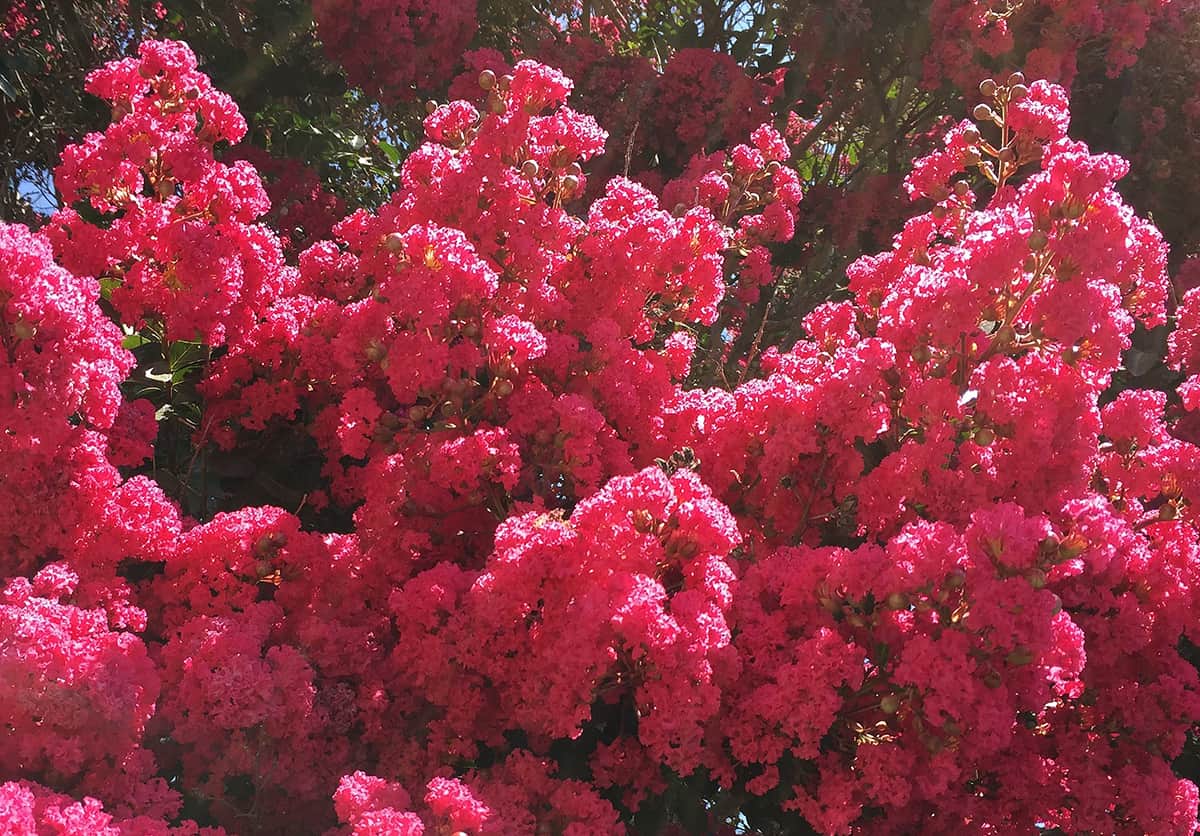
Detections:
[2, 29, 1200, 836]
[312, 0, 478, 103]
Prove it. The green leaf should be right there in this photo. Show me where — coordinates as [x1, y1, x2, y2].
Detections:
[377, 140, 401, 165]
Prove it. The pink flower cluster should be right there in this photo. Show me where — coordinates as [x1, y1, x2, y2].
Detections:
[2, 38, 1199, 835]
[46, 40, 293, 345]
[312, 0, 478, 103]
[925, 0, 1170, 89]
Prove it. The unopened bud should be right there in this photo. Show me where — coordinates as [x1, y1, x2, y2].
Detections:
[478, 69, 496, 90]
[521, 159, 539, 178]
[1007, 71, 1026, 87]
[1028, 230, 1049, 251]
[886, 591, 909, 610]
[953, 180, 970, 197]
[493, 378, 514, 398]
[973, 426, 995, 446]
[979, 78, 998, 97]
[498, 74, 513, 92]
[384, 232, 405, 252]
[880, 694, 900, 714]
[973, 103, 995, 122]
[1027, 568, 1047, 589]
[425, 100, 438, 114]
[1009, 83, 1029, 101]
[560, 174, 580, 196]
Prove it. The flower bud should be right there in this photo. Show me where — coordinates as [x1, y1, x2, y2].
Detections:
[880, 694, 900, 714]
[478, 69, 496, 90]
[979, 78, 997, 97]
[972, 103, 995, 122]
[973, 427, 995, 446]
[521, 159, 539, 178]
[1028, 230, 1049, 251]
[425, 100, 438, 114]
[1007, 71, 1025, 87]
[383, 232, 405, 252]
[886, 591, 909, 610]
[1009, 83, 1029, 101]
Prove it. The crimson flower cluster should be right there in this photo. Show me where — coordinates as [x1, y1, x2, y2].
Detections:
[2, 38, 1199, 836]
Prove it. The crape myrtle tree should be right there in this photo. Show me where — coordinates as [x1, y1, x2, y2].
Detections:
[3, 0, 1200, 833]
